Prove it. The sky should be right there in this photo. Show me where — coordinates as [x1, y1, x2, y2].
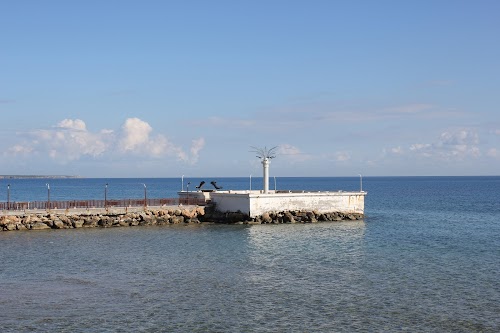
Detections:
[1, 0, 499, 177]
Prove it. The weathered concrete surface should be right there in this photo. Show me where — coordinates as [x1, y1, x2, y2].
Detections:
[209, 191, 366, 217]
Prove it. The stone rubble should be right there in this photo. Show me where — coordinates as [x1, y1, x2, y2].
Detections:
[1, 206, 364, 231]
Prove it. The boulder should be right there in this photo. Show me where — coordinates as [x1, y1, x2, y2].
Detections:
[31, 222, 50, 230]
[306, 212, 318, 223]
[170, 216, 184, 224]
[4, 222, 17, 231]
[181, 209, 195, 219]
[16, 223, 28, 231]
[53, 220, 65, 229]
[73, 220, 84, 228]
[283, 212, 295, 223]
[261, 212, 273, 223]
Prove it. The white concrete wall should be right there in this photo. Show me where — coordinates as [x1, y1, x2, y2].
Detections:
[210, 191, 366, 217]
[209, 193, 252, 215]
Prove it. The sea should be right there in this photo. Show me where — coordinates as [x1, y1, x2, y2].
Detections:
[0, 176, 499, 332]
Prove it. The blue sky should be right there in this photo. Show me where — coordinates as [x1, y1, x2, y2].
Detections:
[1, 0, 499, 177]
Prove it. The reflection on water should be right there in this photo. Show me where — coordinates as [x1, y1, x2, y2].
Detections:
[246, 221, 366, 283]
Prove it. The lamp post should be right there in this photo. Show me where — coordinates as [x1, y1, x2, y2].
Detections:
[274, 176, 277, 192]
[251, 146, 278, 194]
[181, 175, 184, 191]
[250, 174, 252, 191]
[46, 183, 50, 210]
[143, 183, 147, 208]
[186, 182, 190, 205]
[105, 183, 108, 209]
[7, 184, 10, 210]
[359, 174, 363, 192]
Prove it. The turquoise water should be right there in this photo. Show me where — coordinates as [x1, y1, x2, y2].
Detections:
[0, 177, 499, 332]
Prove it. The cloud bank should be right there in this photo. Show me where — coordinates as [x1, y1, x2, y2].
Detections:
[6, 117, 205, 165]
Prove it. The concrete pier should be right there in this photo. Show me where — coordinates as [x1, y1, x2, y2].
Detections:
[179, 190, 366, 218]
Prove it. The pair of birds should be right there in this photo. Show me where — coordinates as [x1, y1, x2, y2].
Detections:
[195, 181, 222, 190]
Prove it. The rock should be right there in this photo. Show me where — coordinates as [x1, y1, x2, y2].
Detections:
[31, 222, 50, 230]
[83, 218, 96, 227]
[73, 220, 84, 228]
[4, 223, 17, 231]
[261, 212, 273, 223]
[53, 220, 65, 229]
[16, 223, 28, 230]
[196, 206, 205, 216]
[22, 215, 32, 224]
[283, 212, 295, 223]
[59, 215, 70, 224]
[170, 216, 184, 224]
[306, 212, 318, 223]
[181, 209, 195, 219]
[118, 220, 130, 227]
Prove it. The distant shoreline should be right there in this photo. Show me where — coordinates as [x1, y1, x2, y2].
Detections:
[0, 175, 82, 179]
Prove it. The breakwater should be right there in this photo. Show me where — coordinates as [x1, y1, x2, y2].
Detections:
[1, 206, 364, 231]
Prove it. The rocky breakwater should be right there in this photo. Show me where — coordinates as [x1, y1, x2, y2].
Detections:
[202, 207, 364, 224]
[0, 207, 205, 231]
[1, 207, 364, 231]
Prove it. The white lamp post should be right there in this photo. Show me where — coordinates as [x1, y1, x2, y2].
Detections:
[46, 183, 50, 210]
[251, 146, 278, 194]
[7, 184, 10, 210]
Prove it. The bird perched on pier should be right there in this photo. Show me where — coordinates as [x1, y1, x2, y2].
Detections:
[210, 181, 222, 190]
[195, 181, 205, 190]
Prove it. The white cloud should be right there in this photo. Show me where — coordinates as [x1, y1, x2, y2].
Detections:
[438, 130, 479, 146]
[118, 117, 203, 162]
[487, 148, 499, 158]
[409, 129, 481, 160]
[335, 151, 351, 162]
[277, 144, 312, 162]
[21, 119, 112, 161]
[57, 119, 87, 131]
[120, 117, 153, 152]
[278, 144, 301, 156]
[7, 144, 33, 155]
[189, 138, 205, 164]
[5, 117, 205, 165]
[410, 143, 431, 151]
[390, 146, 403, 154]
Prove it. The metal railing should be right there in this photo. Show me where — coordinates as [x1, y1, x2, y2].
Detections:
[0, 197, 207, 211]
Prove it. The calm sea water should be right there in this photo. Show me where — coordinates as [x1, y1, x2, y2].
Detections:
[1, 177, 499, 332]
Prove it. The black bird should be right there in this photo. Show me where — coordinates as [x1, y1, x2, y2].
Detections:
[210, 181, 222, 190]
[195, 181, 205, 189]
